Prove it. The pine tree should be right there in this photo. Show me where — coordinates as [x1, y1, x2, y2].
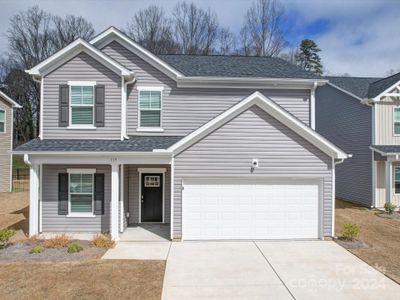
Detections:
[296, 39, 323, 75]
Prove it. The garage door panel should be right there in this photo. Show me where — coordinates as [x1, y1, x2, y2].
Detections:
[183, 182, 320, 240]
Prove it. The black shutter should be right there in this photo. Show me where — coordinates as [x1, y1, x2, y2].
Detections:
[94, 173, 105, 215]
[95, 85, 105, 127]
[58, 173, 69, 215]
[59, 85, 69, 127]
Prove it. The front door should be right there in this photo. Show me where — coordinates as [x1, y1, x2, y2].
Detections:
[141, 173, 163, 222]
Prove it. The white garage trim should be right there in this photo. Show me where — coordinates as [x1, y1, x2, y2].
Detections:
[182, 178, 323, 241]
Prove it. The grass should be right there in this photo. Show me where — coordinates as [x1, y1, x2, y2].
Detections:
[0, 260, 165, 299]
[336, 199, 400, 283]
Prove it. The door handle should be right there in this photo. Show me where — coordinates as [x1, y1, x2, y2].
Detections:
[141, 195, 144, 203]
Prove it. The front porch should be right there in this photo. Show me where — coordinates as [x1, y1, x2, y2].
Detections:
[120, 224, 170, 242]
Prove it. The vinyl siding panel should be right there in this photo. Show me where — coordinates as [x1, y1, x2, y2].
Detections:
[173, 105, 333, 239]
[315, 85, 373, 206]
[375, 97, 400, 145]
[42, 52, 121, 139]
[0, 98, 12, 192]
[101, 41, 311, 135]
[126, 165, 171, 224]
[41, 165, 111, 232]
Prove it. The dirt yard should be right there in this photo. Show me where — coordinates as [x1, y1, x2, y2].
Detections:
[336, 199, 400, 283]
[0, 192, 165, 300]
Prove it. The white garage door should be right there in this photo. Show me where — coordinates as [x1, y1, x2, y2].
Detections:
[183, 181, 320, 240]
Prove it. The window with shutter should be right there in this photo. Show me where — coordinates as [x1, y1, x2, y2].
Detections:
[67, 169, 96, 216]
[0, 110, 5, 133]
[70, 85, 95, 126]
[138, 90, 162, 128]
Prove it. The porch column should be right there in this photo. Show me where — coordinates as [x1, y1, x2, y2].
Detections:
[29, 163, 39, 237]
[385, 160, 393, 204]
[111, 162, 120, 240]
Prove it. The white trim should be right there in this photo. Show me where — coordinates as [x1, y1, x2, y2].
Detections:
[39, 77, 44, 139]
[327, 82, 364, 102]
[29, 164, 39, 237]
[67, 168, 96, 174]
[0, 91, 22, 108]
[385, 160, 393, 204]
[26, 38, 133, 78]
[111, 162, 120, 240]
[9, 108, 13, 192]
[136, 128, 164, 132]
[0, 109, 6, 134]
[372, 105, 376, 207]
[373, 80, 400, 102]
[136, 86, 164, 91]
[170, 157, 174, 240]
[310, 81, 317, 129]
[67, 125, 97, 130]
[68, 81, 96, 86]
[39, 164, 42, 232]
[331, 158, 335, 237]
[122, 77, 136, 140]
[138, 168, 166, 224]
[66, 213, 96, 218]
[90, 27, 183, 80]
[167, 91, 348, 159]
[120, 164, 124, 232]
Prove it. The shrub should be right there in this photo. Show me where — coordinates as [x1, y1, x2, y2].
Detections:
[44, 234, 72, 248]
[67, 243, 83, 253]
[384, 202, 397, 214]
[0, 228, 16, 248]
[30, 245, 45, 254]
[91, 234, 115, 249]
[342, 223, 361, 241]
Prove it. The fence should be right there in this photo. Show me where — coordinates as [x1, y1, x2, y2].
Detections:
[12, 168, 29, 192]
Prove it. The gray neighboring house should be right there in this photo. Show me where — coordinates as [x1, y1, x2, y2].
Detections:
[316, 73, 400, 208]
[15, 27, 348, 241]
[0, 91, 21, 192]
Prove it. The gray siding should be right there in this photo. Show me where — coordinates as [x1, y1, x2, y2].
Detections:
[42, 52, 122, 139]
[375, 97, 400, 145]
[101, 41, 311, 135]
[315, 85, 372, 206]
[0, 97, 12, 192]
[126, 165, 171, 224]
[41, 165, 111, 232]
[173, 105, 333, 239]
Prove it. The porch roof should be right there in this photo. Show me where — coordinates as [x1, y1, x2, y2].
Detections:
[14, 136, 182, 153]
[370, 145, 400, 155]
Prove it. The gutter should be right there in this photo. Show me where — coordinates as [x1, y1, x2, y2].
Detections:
[122, 74, 136, 140]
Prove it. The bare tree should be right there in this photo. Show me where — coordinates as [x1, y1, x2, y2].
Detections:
[280, 47, 299, 65]
[1, 6, 95, 144]
[239, 0, 287, 56]
[126, 6, 178, 54]
[51, 15, 95, 49]
[218, 27, 235, 55]
[172, 2, 219, 55]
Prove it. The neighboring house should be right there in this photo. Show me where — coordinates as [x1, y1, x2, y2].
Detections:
[0, 91, 21, 192]
[316, 73, 400, 209]
[14, 27, 348, 241]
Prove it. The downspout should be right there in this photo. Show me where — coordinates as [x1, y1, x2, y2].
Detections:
[121, 74, 136, 140]
[32, 76, 43, 140]
[310, 81, 318, 130]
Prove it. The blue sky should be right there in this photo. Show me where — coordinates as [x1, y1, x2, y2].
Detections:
[0, 0, 399, 76]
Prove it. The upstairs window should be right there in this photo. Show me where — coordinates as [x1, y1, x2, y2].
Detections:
[394, 108, 400, 135]
[138, 89, 162, 128]
[70, 85, 94, 126]
[0, 110, 4, 133]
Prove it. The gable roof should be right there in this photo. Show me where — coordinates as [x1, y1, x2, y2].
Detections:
[158, 54, 322, 79]
[0, 91, 22, 108]
[165, 91, 348, 159]
[367, 72, 400, 98]
[326, 76, 381, 99]
[26, 38, 133, 78]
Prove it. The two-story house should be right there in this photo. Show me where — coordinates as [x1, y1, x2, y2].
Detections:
[15, 27, 348, 241]
[316, 73, 400, 209]
[0, 91, 21, 192]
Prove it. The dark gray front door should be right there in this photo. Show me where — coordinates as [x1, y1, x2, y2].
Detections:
[141, 173, 163, 222]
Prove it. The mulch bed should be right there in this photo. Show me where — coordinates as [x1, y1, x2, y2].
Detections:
[334, 238, 370, 250]
[375, 212, 400, 220]
[0, 240, 107, 263]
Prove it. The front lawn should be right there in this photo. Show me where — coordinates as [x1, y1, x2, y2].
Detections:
[336, 199, 400, 283]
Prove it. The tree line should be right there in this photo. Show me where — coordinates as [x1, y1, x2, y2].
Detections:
[0, 0, 323, 146]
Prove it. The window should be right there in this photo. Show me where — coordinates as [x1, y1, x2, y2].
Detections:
[144, 176, 160, 187]
[69, 173, 94, 214]
[394, 108, 400, 135]
[139, 90, 161, 128]
[70, 85, 94, 126]
[0, 110, 4, 133]
[395, 167, 400, 194]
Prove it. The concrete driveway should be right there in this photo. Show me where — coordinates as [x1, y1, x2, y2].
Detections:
[162, 241, 400, 300]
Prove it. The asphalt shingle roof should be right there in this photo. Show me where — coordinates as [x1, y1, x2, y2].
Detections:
[326, 76, 381, 99]
[158, 54, 322, 79]
[14, 136, 182, 152]
[371, 145, 400, 154]
[367, 72, 400, 98]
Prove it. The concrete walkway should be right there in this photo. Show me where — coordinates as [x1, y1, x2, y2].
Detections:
[162, 241, 400, 300]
